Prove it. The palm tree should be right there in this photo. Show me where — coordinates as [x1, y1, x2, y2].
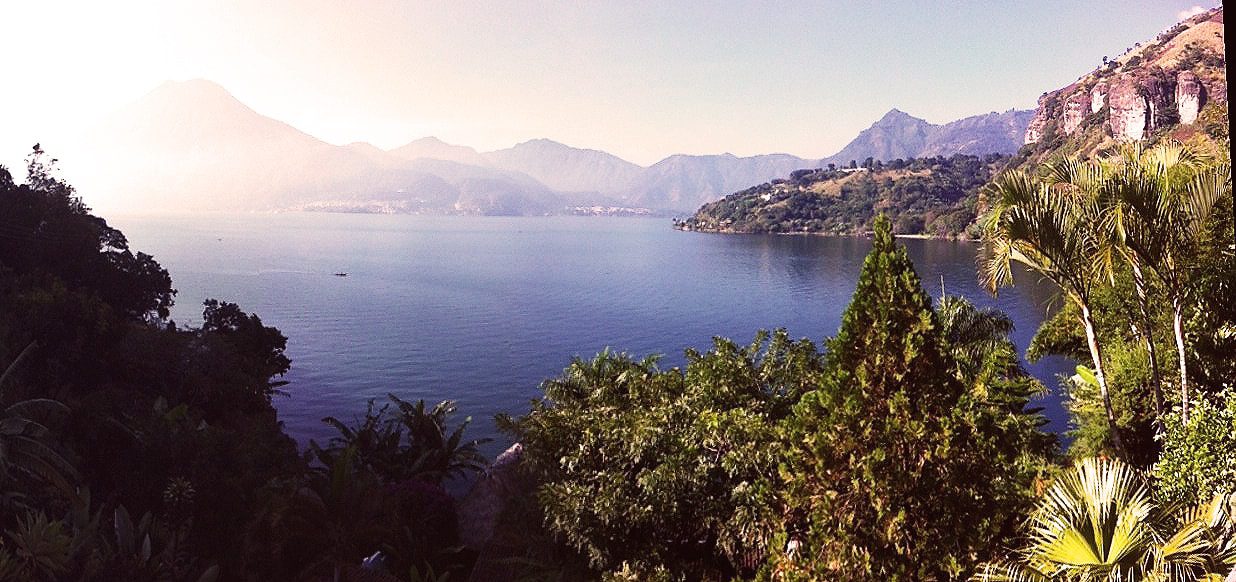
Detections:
[980, 169, 1127, 457]
[321, 395, 490, 484]
[1105, 142, 1230, 423]
[936, 294, 1042, 398]
[0, 342, 78, 503]
[1078, 150, 1168, 428]
[972, 457, 1235, 581]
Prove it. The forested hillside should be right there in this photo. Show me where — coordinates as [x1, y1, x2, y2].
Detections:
[677, 154, 1006, 237]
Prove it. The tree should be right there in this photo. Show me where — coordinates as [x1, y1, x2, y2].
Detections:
[1153, 390, 1236, 506]
[772, 216, 1051, 580]
[981, 168, 1128, 457]
[2, 146, 175, 323]
[321, 395, 489, 485]
[0, 342, 78, 507]
[200, 299, 291, 407]
[1104, 143, 1230, 423]
[502, 332, 822, 579]
[1051, 155, 1167, 429]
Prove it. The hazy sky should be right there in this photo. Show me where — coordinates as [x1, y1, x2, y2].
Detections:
[0, 1, 1219, 170]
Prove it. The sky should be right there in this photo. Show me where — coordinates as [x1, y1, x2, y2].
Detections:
[0, 0, 1220, 171]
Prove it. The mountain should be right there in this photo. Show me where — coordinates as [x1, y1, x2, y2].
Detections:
[68, 77, 1047, 215]
[824, 109, 934, 164]
[627, 153, 814, 212]
[70, 80, 561, 215]
[388, 136, 489, 166]
[918, 109, 1036, 157]
[1017, 6, 1226, 166]
[821, 108, 1033, 166]
[628, 108, 1032, 212]
[679, 6, 1228, 238]
[483, 138, 644, 195]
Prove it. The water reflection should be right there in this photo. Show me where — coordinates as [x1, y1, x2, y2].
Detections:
[111, 214, 1075, 456]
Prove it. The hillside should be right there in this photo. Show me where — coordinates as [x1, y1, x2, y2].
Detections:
[824, 109, 933, 163]
[918, 110, 1036, 157]
[388, 136, 490, 166]
[677, 154, 1006, 238]
[678, 6, 1228, 238]
[483, 138, 644, 195]
[1015, 6, 1227, 167]
[626, 152, 815, 211]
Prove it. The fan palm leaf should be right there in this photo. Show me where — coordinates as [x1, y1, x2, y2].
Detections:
[973, 460, 1235, 581]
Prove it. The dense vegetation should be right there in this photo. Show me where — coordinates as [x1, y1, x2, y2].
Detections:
[3, 129, 1233, 580]
[0, 147, 486, 581]
[499, 217, 1056, 579]
[500, 141, 1234, 580]
[677, 154, 1007, 238]
[973, 141, 1235, 579]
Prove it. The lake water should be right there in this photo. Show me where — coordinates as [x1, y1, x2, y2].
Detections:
[111, 213, 1073, 457]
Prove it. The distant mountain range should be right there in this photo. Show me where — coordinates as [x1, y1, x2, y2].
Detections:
[825, 108, 1035, 164]
[65, 79, 1033, 215]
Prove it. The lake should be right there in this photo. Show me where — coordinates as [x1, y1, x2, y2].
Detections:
[110, 213, 1074, 457]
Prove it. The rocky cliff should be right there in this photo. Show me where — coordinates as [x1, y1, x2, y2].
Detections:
[1022, 6, 1226, 157]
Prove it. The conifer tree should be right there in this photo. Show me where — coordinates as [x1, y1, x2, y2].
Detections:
[771, 216, 1047, 581]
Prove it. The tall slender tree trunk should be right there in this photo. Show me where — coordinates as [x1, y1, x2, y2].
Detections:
[1172, 296, 1190, 423]
[1081, 304, 1127, 458]
[1130, 263, 1164, 428]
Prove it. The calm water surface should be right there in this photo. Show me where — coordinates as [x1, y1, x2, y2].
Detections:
[111, 213, 1073, 457]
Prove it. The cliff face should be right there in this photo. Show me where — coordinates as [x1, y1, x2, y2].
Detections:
[1023, 6, 1226, 148]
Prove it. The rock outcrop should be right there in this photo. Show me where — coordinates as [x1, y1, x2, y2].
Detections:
[1063, 92, 1092, 135]
[1176, 70, 1205, 124]
[1107, 78, 1150, 140]
[1024, 6, 1225, 145]
[1090, 81, 1108, 114]
[1024, 94, 1052, 144]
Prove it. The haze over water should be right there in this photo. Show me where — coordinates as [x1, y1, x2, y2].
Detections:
[112, 213, 1073, 456]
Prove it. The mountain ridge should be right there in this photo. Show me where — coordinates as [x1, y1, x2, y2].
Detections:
[821, 108, 1034, 167]
[67, 78, 1037, 214]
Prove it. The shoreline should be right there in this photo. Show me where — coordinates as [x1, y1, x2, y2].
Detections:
[672, 224, 975, 242]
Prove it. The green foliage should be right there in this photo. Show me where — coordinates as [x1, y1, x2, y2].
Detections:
[1, 151, 304, 580]
[772, 216, 1053, 580]
[503, 332, 824, 579]
[243, 397, 487, 580]
[0, 394, 77, 508]
[0, 512, 71, 581]
[680, 154, 1005, 237]
[1154, 390, 1236, 506]
[0, 497, 220, 582]
[200, 299, 291, 406]
[1, 146, 174, 323]
[974, 457, 1236, 581]
[322, 395, 490, 484]
[1020, 143, 1234, 465]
